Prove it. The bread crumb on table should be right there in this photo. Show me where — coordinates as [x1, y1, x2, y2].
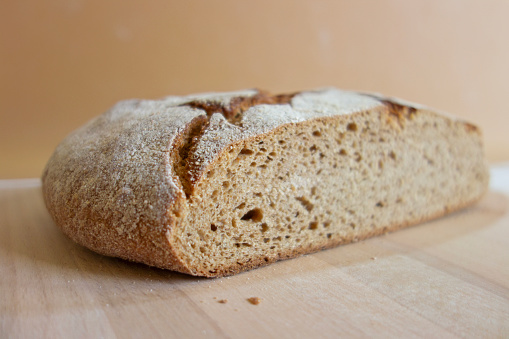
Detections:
[218, 299, 228, 304]
[247, 297, 262, 305]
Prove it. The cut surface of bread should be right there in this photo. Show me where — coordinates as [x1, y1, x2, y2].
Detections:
[42, 88, 489, 277]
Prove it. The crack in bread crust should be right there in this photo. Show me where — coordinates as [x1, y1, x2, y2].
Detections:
[171, 115, 208, 199]
[172, 90, 299, 199]
[183, 90, 298, 125]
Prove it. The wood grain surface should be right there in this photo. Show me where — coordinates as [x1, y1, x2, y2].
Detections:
[1, 166, 509, 338]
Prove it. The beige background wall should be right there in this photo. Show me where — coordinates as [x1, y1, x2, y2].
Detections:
[1, 0, 508, 178]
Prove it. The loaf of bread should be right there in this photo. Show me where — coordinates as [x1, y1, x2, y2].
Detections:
[42, 88, 489, 277]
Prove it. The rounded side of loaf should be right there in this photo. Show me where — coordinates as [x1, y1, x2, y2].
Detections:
[42, 99, 204, 274]
[42, 88, 489, 277]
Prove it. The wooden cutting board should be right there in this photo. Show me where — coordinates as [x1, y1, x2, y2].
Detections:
[1, 165, 509, 338]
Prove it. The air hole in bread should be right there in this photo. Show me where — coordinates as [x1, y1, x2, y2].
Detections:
[296, 196, 314, 212]
[311, 186, 317, 196]
[347, 122, 358, 131]
[241, 208, 263, 222]
[308, 221, 318, 230]
[261, 223, 269, 233]
[240, 148, 254, 155]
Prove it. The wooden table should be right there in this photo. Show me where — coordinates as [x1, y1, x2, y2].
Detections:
[1, 165, 508, 338]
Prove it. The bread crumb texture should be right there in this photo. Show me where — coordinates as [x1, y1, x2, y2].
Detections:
[42, 88, 489, 277]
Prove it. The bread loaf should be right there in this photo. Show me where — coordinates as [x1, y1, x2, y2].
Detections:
[42, 88, 489, 277]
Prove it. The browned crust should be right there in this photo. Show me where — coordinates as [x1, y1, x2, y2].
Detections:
[463, 122, 480, 133]
[381, 99, 418, 119]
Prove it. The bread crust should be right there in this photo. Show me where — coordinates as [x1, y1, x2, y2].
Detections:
[42, 88, 489, 277]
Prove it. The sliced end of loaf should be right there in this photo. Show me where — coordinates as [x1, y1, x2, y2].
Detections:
[169, 103, 488, 277]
